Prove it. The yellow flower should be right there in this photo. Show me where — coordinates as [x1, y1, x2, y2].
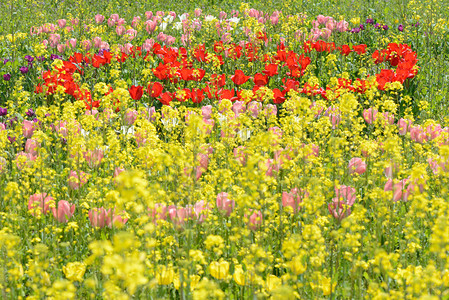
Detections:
[289, 256, 307, 275]
[63, 262, 86, 282]
[233, 265, 245, 286]
[156, 265, 175, 285]
[209, 260, 229, 280]
[266, 274, 281, 292]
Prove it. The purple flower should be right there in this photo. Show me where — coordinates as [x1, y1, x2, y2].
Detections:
[50, 54, 62, 61]
[359, 24, 365, 30]
[3, 74, 11, 81]
[19, 66, 29, 74]
[398, 24, 404, 32]
[374, 23, 381, 29]
[366, 18, 374, 24]
[0, 108, 7, 116]
[24, 55, 34, 63]
[26, 109, 35, 117]
[3, 59, 10, 65]
[415, 22, 420, 27]
[352, 27, 360, 33]
[383, 25, 389, 30]
[7, 136, 15, 144]
[37, 56, 46, 62]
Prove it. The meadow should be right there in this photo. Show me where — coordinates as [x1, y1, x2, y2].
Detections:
[0, 0, 448, 299]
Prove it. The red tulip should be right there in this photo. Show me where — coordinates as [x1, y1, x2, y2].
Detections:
[159, 92, 174, 105]
[253, 73, 268, 86]
[147, 82, 164, 98]
[129, 85, 143, 100]
[231, 69, 250, 86]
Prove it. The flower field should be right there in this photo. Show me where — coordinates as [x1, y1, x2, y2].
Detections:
[0, 0, 449, 299]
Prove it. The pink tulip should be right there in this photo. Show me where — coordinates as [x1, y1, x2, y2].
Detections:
[219, 11, 227, 20]
[336, 20, 349, 32]
[49, 34, 61, 48]
[83, 149, 103, 168]
[328, 200, 351, 221]
[107, 18, 115, 27]
[265, 158, 281, 177]
[131, 16, 141, 28]
[410, 126, 427, 143]
[216, 192, 235, 217]
[67, 38, 77, 48]
[113, 167, 125, 178]
[110, 213, 128, 228]
[116, 25, 125, 36]
[201, 105, 213, 119]
[25, 139, 39, 156]
[88, 207, 110, 228]
[124, 109, 138, 125]
[233, 146, 247, 166]
[15, 151, 36, 169]
[246, 210, 263, 230]
[270, 15, 279, 25]
[95, 14, 105, 24]
[335, 185, 356, 206]
[145, 11, 153, 20]
[57, 44, 66, 53]
[426, 124, 442, 140]
[23, 120, 35, 138]
[317, 15, 329, 25]
[428, 157, 446, 174]
[397, 118, 412, 135]
[384, 178, 409, 202]
[169, 206, 189, 228]
[81, 40, 92, 50]
[68, 170, 88, 190]
[382, 112, 395, 125]
[52, 200, 75, 223]
[143, 38, 155, 51]
[149, 203, 168, 223]
[93, 37, 102, 48]
[348, 157, 366, 175]
[145, 20, 157, 34]
[165, 36, 176, 46]
[232, 101, 246, 116]
[157, 32, 167, 42]
[193, 200, 210, 223]
[28, 193, 53, 216]
[363, 108, 378, 124]
[282, 188, 308, 213]
[57, 19, 67, 28]
[110, 14, 119, 22]
[247, 101, 261, 118]
[194, 8, 202, 17]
